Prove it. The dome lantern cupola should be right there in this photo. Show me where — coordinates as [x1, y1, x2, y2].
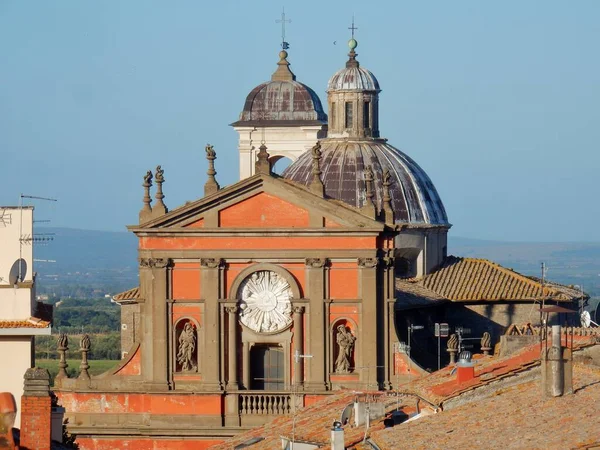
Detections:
[326, 38, 381, 139]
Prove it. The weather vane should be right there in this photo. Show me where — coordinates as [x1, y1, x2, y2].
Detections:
[276, 7, 291, 50]
[349, 15, 358, 39]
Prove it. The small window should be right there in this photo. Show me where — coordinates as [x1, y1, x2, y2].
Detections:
[331, 102, 336, 127]
[363, 102, 370, 129]
[345, 102, 353, 128]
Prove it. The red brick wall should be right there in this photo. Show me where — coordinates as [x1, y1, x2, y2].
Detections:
[20, 395, 51, 450]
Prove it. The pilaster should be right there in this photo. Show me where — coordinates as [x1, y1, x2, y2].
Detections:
[358, 257, 379, 388]
[139, 257, 170, 390]
[305, 258, 328, 391]
[201, 257, 224, 391]
[293, 306, 305, 387]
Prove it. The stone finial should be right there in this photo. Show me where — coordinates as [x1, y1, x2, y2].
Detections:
[79, 334, 91, 380]
[382, 168, 394, 223]
[361, 165, 377, 219]
[255, 144, 272, 175]
[204, 144, 220, 196]
[310, 141, 324, 196]
[140, 170, 153, 223]
[152, 165, 168, 217]
[56, 333, 69, 379]
[447, 333, 458, 365]
[271, 49, 296, 82]
[480, 331, 492, 356]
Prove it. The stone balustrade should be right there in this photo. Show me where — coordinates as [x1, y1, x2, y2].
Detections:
[239, 393, 292, 415]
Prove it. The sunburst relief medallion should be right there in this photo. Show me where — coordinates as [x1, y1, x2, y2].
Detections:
[238, 270, 293, 333]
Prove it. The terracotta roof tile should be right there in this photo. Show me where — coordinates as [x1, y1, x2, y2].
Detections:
[417, 256, 584, 302]
[211, 391, 408, 450]
[370, 364, 600, 450]
[112, 287, 140, 302]
[0, 317, 51, 329]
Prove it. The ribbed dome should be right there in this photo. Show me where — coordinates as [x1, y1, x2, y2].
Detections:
[327, 66, 380, 92]
[236, 80, 327, 123]
[282, 140, 448, 225]
[232, 50, 327, 126]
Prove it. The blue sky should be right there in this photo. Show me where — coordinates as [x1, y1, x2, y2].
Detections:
[1, 1, 598, 241]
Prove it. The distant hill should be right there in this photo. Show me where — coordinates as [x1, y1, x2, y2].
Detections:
[31, 227, 600, 297]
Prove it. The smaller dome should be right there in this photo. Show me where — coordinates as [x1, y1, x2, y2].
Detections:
[327, 40, 380, 92]
[231, 50, 327, 126]
[236, 81, 327, 123]
[327, 66, 380, 92]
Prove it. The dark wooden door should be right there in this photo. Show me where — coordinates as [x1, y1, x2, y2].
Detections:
[250, 345, 285, 390]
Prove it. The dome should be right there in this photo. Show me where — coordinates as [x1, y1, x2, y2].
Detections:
[282, 140, 448, 225]
[327, 66, 380, 92]
[231, 50, 327, 126]
[236, 80, 327, 124]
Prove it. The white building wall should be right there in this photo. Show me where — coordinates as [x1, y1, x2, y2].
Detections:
[0, 207, 37, 429]
[0, 336, 34, 428]
[234, 125, 326, 179]
[0, 207, 34, 319]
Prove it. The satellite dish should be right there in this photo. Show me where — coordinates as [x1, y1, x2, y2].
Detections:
[581, 310, 591, 328]
[8, 258, 27, 284]
[340, 403, 353, 426]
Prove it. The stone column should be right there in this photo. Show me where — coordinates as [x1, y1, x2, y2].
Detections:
[201, 258, 223, 391]
[293, 306, 305, 386]
[226, 306, 239, 390]
[242, 341, 251, 389]
[20, 368, 52, 450]
[359, 257, 379, 388]
[139, 257, 170, 390]
[305, 258, 327, 391]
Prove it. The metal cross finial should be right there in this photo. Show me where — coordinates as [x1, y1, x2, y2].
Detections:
[349, 15, 358, 39]
[276, 7, 291, 49]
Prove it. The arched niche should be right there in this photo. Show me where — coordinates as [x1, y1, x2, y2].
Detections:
[173, 317, 201, 374]
[331, 318, 358, 374]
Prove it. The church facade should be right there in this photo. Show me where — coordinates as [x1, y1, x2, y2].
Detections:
[55, 38, 582, 449]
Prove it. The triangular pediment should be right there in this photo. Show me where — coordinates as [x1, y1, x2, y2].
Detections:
[130, 174, 384, 231]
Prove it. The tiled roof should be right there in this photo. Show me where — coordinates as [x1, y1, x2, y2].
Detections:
[0, 317, 51, 329]
[211, 391, 406, 450]
[416, 256, 583, 302]
[395, 279, 448, 309]
[112, 287, 141, 303]
[369, 364, 600, 450]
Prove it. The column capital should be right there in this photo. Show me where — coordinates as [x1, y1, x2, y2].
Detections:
[358, 257, 379, 268]
[305, 257, 328, 268]
[225, 305, 238, 315]
[201, 258, 223, 269]
[139, 257, 171, 269]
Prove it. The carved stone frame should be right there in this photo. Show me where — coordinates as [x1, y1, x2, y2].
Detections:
[172, 317, 202, 376]
[227, 263, 302, 300]
[330, 317, 359, 375]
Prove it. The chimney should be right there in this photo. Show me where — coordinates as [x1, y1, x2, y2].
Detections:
[20, 367, 52, 450]
[456, 351, 475, 383]
[331, 421, 344, 450]
[542, 325, 573, 397]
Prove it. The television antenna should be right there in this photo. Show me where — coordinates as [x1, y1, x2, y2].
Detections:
[18, 194, 58, 282]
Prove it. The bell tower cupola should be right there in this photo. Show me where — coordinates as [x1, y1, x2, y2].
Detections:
[326, 37, 381, 139]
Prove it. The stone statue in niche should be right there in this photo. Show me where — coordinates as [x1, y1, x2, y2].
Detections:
[335, 324, 356, 374]
[176, 322, 197, 372]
